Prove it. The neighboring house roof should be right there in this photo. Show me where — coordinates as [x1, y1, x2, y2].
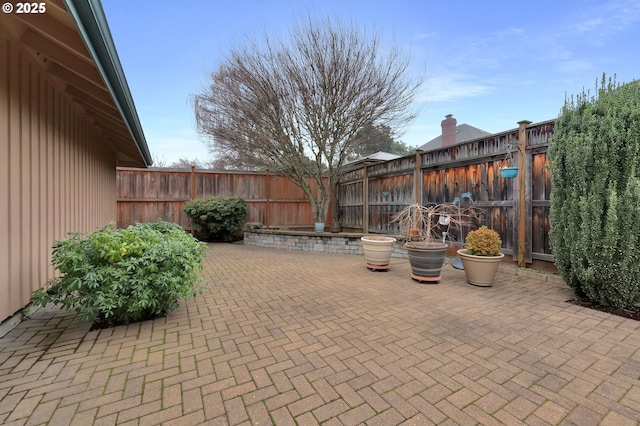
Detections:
[345, 151, 401, 166]
[419, 124, 491, 152]
[2, 0, 151, 167]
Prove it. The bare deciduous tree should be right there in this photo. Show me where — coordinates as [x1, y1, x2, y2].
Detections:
[151, 152, 169, 167]
[168, 158, 214, 169]
[194, 16, 421, 223]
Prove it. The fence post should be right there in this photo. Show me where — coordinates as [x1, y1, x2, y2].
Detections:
[189, 165, 196, 235]
[517, 120, 531, 267]
[414, 149, 423, 204]
[363, 165, 369, 233]
[265, 170, 271, 229]
[190, 165, 196, 200]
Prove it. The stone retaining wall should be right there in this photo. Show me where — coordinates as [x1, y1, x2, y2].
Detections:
[243, 230, 562, 283]
[243, 230, 408, 257]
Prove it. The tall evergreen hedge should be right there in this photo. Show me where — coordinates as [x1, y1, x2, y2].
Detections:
[548, 76, 640, 308]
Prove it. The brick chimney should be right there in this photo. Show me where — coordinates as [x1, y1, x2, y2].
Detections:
[441, 114, 457, 147]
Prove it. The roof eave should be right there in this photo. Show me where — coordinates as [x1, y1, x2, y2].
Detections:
[63, 0, 152, 167]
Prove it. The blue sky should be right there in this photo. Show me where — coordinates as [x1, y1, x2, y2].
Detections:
[102, 0, 640, 165]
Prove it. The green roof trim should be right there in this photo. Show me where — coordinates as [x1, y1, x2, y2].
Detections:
[63, 0, 152, 166]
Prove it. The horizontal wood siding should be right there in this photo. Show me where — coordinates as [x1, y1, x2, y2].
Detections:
[1, 28, 117, 322]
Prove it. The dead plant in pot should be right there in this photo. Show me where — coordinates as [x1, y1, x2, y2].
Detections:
[391, 202, 475, 283]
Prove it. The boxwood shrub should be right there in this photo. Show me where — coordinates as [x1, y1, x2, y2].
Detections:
[183, 196, 248, 241]
[31, 221, 207, 324]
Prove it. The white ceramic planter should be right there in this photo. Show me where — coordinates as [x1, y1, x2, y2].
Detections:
[361, 236, 396, 270]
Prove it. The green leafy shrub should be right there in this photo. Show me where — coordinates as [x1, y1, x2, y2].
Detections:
[465, 226, 502, 256]
[549, 75, 640, 308]
[31, 221, 207, 324]
[183, 196, 248, 241]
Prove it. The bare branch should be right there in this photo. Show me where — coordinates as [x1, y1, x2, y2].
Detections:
[194, 15, 421, 222]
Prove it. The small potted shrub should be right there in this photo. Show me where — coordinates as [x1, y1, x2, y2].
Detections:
[457, 226, 504, 286]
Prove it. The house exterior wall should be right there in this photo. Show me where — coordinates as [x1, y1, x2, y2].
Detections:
[0, 26, 117, 323]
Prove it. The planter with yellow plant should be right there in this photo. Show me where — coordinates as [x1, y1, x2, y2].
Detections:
[457, 226, 504, 287]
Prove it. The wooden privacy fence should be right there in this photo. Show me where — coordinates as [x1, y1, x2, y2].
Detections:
[116, 168, 330, 230]
[337, 120, 555, 266]
[117, 119, 555, 266]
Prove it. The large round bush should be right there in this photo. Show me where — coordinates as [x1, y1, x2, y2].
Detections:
[32, 221, 207, 324]
[183, 196, 248, 241]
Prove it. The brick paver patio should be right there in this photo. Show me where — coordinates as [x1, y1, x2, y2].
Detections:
[2, 243, 640, 425]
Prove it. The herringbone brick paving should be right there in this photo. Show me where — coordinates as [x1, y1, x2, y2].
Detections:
[1, 242, 640, 425]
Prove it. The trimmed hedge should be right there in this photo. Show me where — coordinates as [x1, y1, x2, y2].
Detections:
[184, 196, 248, 241]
